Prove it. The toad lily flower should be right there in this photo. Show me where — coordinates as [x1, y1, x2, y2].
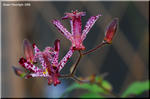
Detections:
[52, 10, 101, 50]
[13, 39, 74, 86]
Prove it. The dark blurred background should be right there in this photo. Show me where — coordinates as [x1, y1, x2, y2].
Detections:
[1, 1, 149, 98]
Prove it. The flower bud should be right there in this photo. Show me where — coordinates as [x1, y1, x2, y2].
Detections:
[104, 18, 118, 43]
[12, 66, 26, 78]
[23, 39, 34, 62]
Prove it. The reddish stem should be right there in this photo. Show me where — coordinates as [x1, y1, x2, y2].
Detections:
[71, 50, 82, 75]
[82, 41, 108, 55]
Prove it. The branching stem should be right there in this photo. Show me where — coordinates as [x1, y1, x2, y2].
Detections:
[59, 73, 117, 97]
[71, 50, 82, 75]
[59, 41, 118, 97]
[82, 41, 108, 56]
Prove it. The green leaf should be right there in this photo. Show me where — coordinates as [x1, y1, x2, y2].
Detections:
[121, 80, 150, 97]
[20, 73, 26, 78]
[75, 83, 105, 93]
[80, 92, 103, 98]
[61, 78, 112, 97]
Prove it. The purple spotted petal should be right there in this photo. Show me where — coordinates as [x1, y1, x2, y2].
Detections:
[25, 72, 48, 79]
[52, 20, 73, 41]
[70, 14, 82, 39]
[19, 57, 41, 73]
[81, 14, 101, 41]
[58, 49, 74, 71]
[33, 44, 47, 70]
[52, 39, 60, 66]
[33, 43, 40, 54]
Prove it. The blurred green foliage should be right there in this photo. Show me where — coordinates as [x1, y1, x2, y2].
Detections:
[61, 76, 112, 98]
[80, 92, 103, 98]
[62, 76, 149, 98]
[121, 80, 150, 97]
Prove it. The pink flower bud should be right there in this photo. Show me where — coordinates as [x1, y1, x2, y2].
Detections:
[104, 18, 118, 44]
[23, 39, 34, 62]
[12, 66, 26, 78]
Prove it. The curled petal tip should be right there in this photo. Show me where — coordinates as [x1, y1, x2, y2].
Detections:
[19, 57, 27, 65]
[62, 11, 86, 20]
[32, 43, 36, 48]
[104, 18, 118, 43]
[62, 15, 68, 20]
[51, 19, 58, 24]
[54, 80, 61, 86]
[55, 39, 60, 43]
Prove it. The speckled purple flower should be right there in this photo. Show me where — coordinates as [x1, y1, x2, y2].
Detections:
[52, 10, 101, 50]
[13, 39, 74, 86]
